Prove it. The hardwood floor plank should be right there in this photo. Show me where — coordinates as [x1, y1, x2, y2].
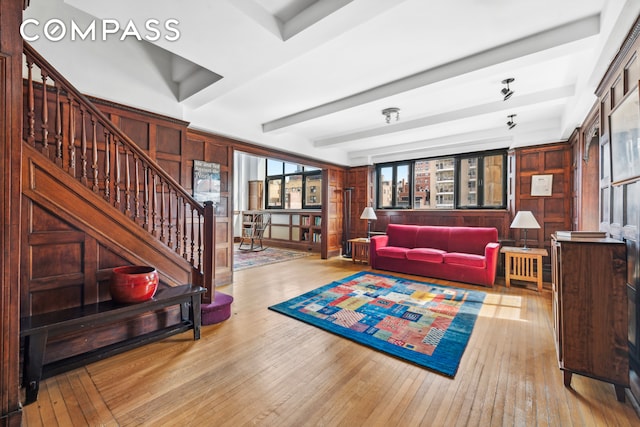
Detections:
[21, 255, 640, 426]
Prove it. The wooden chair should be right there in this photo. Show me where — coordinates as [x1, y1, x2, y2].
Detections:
[239, 213, 271, 251]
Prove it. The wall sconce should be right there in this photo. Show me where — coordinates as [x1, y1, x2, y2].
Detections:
[382, 107, 400, 124]
[501, 78, 515, 100]
[510, 211, 540, 250]
[506, 114, 517, 129]
[360, 206, 377, 239]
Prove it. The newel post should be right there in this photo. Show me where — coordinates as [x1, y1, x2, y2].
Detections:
[202, 201, 216, 304]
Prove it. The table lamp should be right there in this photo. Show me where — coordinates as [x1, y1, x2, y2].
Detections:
[360, 206, 377, 239]
[510, 211, 540, 250]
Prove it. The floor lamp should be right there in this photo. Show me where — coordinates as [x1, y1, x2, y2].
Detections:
[342, 188, 354, 257]
[510, 211, 540, 250]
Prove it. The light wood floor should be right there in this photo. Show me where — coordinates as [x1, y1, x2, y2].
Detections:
[22, 254, 640, 426]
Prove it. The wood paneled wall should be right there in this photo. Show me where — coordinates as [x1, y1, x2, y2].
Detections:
[345, 166, 374, 240]
[372, 210, 511, 239]
[323, 168, 345, 258]
[185, 129, 233, 284]
[512, 143, 571, 253]
[1, 0, 25, 424]
[592, 15, 640, 404]
[568, 107, 600, 232]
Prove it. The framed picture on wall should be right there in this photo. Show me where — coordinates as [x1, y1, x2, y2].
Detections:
[193, 160, 220, 205]
[610, 85, 640, 184]
[531, 174, 553, 196]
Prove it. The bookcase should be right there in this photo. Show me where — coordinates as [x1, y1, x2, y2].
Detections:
[300, 213, 322, 245]
[241, 210, 322, 252]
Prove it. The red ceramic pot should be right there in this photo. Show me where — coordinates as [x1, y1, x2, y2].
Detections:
[110, 265, 159, 303]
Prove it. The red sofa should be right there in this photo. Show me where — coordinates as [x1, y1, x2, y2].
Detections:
[370, 224, 500, 287]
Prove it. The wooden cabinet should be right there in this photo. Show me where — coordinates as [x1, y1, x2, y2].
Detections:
[551, 235, 628, 401]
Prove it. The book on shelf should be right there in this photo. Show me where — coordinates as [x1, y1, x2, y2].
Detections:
[555, 230, 607, 239]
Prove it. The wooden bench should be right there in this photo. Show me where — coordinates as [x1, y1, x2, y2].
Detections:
[20, 284, 207, 404]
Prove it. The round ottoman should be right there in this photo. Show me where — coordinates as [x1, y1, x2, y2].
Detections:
[201, 291, 234, 325]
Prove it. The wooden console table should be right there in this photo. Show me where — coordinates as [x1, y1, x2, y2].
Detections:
[500, 246, 548, 291]
[20, 284, 206, 404]
[349, 238, 370, 264]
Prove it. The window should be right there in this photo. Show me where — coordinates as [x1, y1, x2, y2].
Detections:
[457, 153, 505, 208]
[304, 174, 322, 208]
[377, 162, 411, 209]
[376, 151, 506, 210]
[266, 159, 322, 209]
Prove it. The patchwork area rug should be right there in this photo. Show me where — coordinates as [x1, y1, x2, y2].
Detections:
[269, 271, 485, 377]
[234, 245, 311, 271]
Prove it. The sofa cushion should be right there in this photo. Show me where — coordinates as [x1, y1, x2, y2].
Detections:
[448, 227, 497, 255]
[415, 226, 450, 252]
[377, 246, 410, 259]
[443, 252, 486, 268]
[406, 248, 446, 263]
[386, 224, 419, 249]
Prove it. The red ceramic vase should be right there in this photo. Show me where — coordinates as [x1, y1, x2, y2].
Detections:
[110, 265, 159, 303]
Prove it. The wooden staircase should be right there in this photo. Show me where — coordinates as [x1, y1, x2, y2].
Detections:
[19, 43, 217, 365]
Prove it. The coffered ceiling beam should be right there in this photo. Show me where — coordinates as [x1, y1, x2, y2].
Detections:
[262, 14, 600, 132]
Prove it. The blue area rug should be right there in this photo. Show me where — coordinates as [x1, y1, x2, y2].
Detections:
[268, 271, 486, 377]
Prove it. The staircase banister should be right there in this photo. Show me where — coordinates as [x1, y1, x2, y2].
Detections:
[23, 42, 199, 209]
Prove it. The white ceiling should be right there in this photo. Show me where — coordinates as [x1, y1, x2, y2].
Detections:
[24, 0, 640, 166]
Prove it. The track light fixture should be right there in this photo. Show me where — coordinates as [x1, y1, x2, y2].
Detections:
[382, 107, 400, 124]
[507, 114, 517, 129]
[501, 78, 515, 101]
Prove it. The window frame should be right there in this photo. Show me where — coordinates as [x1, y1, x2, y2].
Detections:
[375, 150, 507, 210]
[265, 159, 322, 210]
[376, 161, 413, 209]
[455, 151, 507, 209]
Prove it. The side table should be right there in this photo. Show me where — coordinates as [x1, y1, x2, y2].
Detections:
[348, 238, 370, 264]
[500, 246, 548, 291]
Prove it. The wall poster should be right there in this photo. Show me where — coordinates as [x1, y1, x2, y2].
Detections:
[193, 160, 220, 205]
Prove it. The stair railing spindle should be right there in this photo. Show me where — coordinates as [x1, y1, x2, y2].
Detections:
[67, 95, 76, 176]
[159, 179, 166, 243]
[54, 86, 62, 166]
[26, 59, 35, 146]
[134, 154, 140, 221]
[124, 147, 131, 218]
[91, 115, 99, 192]
[80, 107, 88, 185]
[41, 71, 49, 155]
[114, 135, 121, 209]
[104, 131, 111, 202]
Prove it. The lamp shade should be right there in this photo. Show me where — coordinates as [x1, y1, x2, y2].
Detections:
[360, 207, 377, 220]
[510, 211, 540, 229]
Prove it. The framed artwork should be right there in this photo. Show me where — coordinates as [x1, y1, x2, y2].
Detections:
[193, 160, 220, 204]
[610, 85, 640, 184]
[531, 174, 553, 196]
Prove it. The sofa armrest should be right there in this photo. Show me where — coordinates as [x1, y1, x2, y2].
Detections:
[484, 242, 500, 285]
[370, 234, 388, 250]
[369, 235, 388, 269]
